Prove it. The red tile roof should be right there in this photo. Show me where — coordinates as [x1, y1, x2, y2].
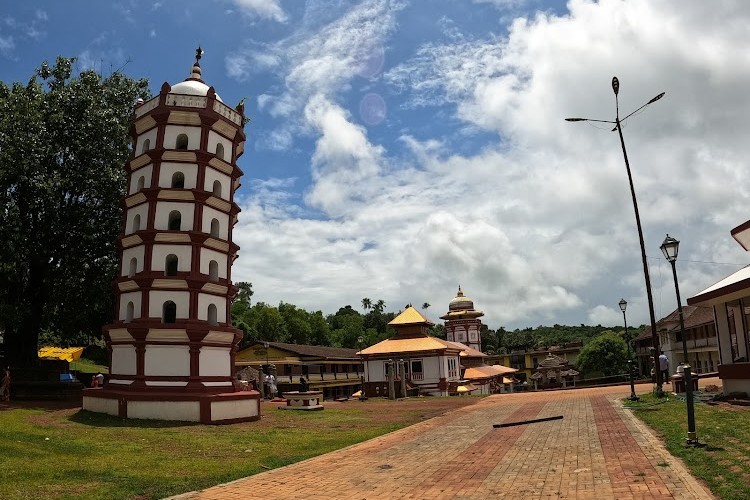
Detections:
[634, 305, 714, 340]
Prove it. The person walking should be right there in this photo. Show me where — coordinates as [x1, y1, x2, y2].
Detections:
[658, 351, 669, 382]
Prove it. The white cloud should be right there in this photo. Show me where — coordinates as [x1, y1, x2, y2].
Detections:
[587, 305, 623, 327]
[230, 0, 288, 23]
[0, 35, 13, 56]
[226, 0, 401, 113]
[303, 95, 384, 215]
[231, 0, 750, 329]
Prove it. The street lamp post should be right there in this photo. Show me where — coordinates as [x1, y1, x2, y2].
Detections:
[660, 234, 700, 446]
[566, 77, 666, 394]
[619, 299, 639, 401]
[263, 341, 269, 371]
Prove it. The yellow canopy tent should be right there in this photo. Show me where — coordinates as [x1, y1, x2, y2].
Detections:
[38, 346, 85, 363]
[456, 384, 477, 394]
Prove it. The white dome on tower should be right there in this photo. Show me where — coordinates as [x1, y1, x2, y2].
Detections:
[168, 49, 223, 102]
[169, 80, 222, 102]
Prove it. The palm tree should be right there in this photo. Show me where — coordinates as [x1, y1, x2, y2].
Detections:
[422, 302, 430, 309]
[361, 298, 372, 311]
[374, 299, 386, 314]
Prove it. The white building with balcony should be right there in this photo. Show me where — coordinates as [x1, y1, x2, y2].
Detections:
[358, 306, 463, 397]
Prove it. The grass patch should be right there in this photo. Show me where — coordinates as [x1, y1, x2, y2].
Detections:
[0, 397, 478, 500]
[625, 393, 750, 500]
[69, 358, 109, 374]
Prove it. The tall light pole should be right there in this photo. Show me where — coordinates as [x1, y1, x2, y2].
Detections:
[660, 234, 700, 446]
[566, 77, 666, 394]
[619, 298, 639, 401]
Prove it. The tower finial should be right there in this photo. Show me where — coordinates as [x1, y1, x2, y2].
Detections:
[188, 47, 204, 82]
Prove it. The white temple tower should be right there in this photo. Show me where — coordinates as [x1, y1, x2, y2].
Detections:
[440, 286, 485, 352]
[82, 49, 260, 423]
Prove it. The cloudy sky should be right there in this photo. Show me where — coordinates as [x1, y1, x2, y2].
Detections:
[3, 0, 750, 329]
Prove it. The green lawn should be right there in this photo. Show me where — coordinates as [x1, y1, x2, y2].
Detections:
[626, 394, 750, 500]
[0, 397, 478, 500]
[69, 358, 109, 374]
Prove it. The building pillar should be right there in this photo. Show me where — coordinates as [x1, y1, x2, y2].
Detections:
[387, 359, 395, 400]
[714, 303, 734, 365]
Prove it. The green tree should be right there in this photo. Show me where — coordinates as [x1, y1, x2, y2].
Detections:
[278, 302, 312, 345]
[575, 331, 628, 377]
[429, 323, 447, 340]
[231, 281, 253, 324]
[501, 328, 535, 352]
[329, 313, 365, 348]
[373, 299, 386, 314]
[253, 303, 286, 343]
[307, 310, 331, 346]
[0, 57, 149, 367]
[361, 297, 372, 311]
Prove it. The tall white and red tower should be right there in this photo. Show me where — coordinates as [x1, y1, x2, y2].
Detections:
[440, 286, 485, 352]
[82, 49, 260, 423]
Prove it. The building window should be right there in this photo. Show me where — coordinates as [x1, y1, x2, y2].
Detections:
[141, 138, 151, 154]
[168, 210, 181, 231]
[136, 176, 145, 192]
[510, 354, 526, 370]
[210, 218, 220, 238]
[132, 214, 141, 233]
[125, 301, 135, 323]
[447, 357, 458, 378]
[207, 304, 218, 326]
[410, 360, 423, 380]
[215, 143, 225, 160]
[171, 171, 185, 189]
[209, 260, 219, 281]
[128, 257, 137, 277]
[163, 301, 177, 324]
[176, 133, 189, 150]
[165, 254, 178, 276]
[212, 180, 222, 198]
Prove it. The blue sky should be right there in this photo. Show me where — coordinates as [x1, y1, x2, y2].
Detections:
[3, 0, 750, 330]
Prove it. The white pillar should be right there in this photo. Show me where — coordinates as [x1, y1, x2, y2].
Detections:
[714, 303, 734, 364]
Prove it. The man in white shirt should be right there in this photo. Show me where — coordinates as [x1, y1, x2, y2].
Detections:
[658, 352, 669, 381]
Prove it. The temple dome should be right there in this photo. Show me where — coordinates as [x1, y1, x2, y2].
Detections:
[169, 59, 223, 102]
[440, 286, 484, 321]
[448, 287, 475, 311]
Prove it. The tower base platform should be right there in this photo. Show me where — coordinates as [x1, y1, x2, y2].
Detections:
[82, 388, 261, 424]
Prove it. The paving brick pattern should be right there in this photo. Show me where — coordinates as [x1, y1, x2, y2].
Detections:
[171, 384, 714, 500]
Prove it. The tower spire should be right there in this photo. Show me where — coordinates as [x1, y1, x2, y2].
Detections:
[188, 46, 204, 82]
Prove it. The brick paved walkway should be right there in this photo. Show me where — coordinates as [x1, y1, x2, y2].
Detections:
[171, 383, 714, 500]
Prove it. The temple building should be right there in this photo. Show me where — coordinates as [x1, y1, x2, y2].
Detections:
[358, 304, 516, 397]
[358, 307, 463, 397]
[528, 353, 579, 390]
[440, 287, 484, 352]
[82, 50, 260, 423]
[235, 341, 363, 399]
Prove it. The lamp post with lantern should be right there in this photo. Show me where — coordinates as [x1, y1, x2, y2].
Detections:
[566, 78, 666, 394]
[619, 299, 639, 401]
[660, 234, 700, 446]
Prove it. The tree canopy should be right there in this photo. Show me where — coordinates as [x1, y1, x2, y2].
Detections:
[0, 57, 149, 367]
[231, 298, 398, 349]
[575, 331, 628, 377]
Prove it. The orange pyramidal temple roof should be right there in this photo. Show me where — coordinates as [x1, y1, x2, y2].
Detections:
[388, 306, 434, 326]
